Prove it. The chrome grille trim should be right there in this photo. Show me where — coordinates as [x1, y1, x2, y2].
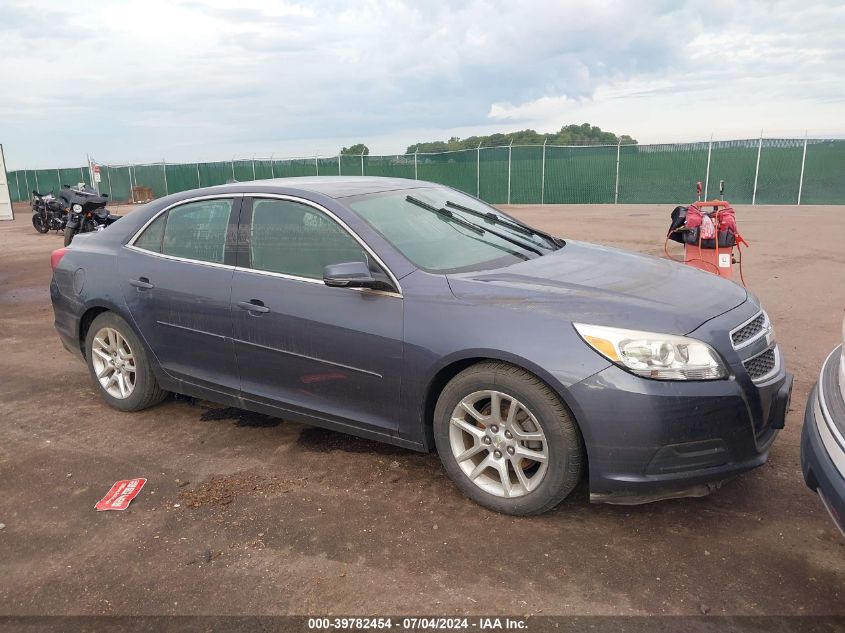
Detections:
[730, 310, 770, 350]
[743, 345, 780, 384]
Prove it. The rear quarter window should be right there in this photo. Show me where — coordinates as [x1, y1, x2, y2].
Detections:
[133, 199, 233, 264]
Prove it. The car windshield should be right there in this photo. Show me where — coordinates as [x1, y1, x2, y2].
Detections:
[345, 187, 556, 273]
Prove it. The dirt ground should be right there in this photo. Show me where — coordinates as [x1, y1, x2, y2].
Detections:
[0, 200, 843, 616]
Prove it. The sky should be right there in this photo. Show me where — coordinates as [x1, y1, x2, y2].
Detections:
[1, 0, 843, 169]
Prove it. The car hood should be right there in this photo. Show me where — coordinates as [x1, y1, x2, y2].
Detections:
[446, 240, 748, 335]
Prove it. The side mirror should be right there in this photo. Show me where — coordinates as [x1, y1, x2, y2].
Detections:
[323, 261, 376, 288]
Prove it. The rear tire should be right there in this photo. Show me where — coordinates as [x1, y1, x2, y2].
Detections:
[433, 361, 583, 516]
[85, 312, 168, 412]
[63, 226, 77, 246]
[32, 214, 49, 234]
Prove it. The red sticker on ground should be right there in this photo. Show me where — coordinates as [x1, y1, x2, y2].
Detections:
[94, 478, 147, 511]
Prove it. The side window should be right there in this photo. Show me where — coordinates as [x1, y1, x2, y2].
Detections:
[134, 213, 166, 253]
[161, 199, 233, 264]
[250, 199, 368, 279]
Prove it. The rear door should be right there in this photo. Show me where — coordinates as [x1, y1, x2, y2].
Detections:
[230, 195, 403, 435]
[120, 195, 241, 394]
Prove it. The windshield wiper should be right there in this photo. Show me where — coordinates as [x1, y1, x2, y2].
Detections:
[405, 195, 484, 234]
[444, 200, 564, 249]
[406, 195, 543, 257]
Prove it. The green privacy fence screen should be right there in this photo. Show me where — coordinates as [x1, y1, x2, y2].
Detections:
[6, 138, 845, 205]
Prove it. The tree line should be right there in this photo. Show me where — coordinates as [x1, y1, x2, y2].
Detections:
[340, 123, 637, 156]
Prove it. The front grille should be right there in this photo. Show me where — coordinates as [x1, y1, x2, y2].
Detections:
[732, 312, 766, 348]
[744, 348, 777, 381]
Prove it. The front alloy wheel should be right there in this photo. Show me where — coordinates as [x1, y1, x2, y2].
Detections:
[449, 390, 549, 498]
[434, 361, 583, 515]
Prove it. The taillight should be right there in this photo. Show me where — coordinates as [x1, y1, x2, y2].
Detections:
[51, 247, 69, 270]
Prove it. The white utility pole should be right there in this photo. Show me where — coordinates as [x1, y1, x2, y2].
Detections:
[614, 140, 621, 204]
[476, 142, 482, 198]
[162, 160, 168, 195]
[752, 132, 763, 205]
[797, 134, 808, 205]
[540, 138, 547, 205]
[507, 139, 513, 204]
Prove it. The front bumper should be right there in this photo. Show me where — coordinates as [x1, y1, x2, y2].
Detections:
[801, 346, 845, 535]
[568, 362, 791, 504]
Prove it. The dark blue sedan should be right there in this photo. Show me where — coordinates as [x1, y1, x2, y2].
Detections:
[50, 177, 793, 515]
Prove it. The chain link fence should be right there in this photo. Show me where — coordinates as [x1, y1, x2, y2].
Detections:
[6, 138, 845, 206]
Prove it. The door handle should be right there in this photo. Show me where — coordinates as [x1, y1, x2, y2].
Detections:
[130, 277, 154, 290]
[237, 299, 270, 314]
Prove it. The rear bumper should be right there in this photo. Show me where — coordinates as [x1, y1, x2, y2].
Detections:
[801, 346, 845, 535]
[566, 363, 792, 505]
[50, 277, 84, 360]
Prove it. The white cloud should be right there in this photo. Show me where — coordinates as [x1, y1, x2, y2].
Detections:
[0, 0, 843, 167]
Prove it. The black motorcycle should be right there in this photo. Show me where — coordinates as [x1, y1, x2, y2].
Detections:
[61, 184, 121, 246]
[31, 190, 68, 234]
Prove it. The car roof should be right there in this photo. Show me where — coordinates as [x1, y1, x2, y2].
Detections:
[194, 176, 431, 199]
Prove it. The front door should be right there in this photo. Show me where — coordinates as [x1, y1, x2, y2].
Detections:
[231, 196, 403, 434]
[120, 196, 241, 394]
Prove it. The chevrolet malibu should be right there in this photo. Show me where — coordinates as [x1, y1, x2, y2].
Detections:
[50, 177, 793, 515]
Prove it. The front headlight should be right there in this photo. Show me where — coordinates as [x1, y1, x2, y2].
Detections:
[573, 323, 727, 380]
[72, 204, 82, 213]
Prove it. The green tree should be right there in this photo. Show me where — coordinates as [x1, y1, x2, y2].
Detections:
[340, 143, 370, 155]
[404, 123, 636, 154]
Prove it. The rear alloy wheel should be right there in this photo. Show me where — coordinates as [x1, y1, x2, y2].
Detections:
[91, 327, 136, 399]
[85, 312, 168, 412]
[434, 361, 583, 515]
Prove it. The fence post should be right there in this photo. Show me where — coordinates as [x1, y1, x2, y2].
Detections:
[507, 139, 513, 204]
[252, 157, 256, 181]
[360, 150, 365, 176]
[23, 170, 30, 198]
[107, 167, 113, 199]
[797, 135, 808, 205]
[752, 133, 762, 205]
[196, 162, 202, 188]
[337, 154, 341, 176]
[34, 170, 39, 192]
[476, 143, 482, 198]
[614, 140, 621, 204]
[315, 154, 319, 176]
[162, 160, 168, 195]
[540, 138, 547, 205]
[269, 155, 275, 179]
[56, 169, 61, 187]
[414, 150, 418, 180]
[704, 135, 713, 199]
[231, 158, 236, 181]
[15, 171, 20, 202]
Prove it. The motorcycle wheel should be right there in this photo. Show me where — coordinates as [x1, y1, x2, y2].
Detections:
[63, 226, 78, 247]
[32, 214, 49, 234]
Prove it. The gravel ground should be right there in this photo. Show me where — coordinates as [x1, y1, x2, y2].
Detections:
[0, 200, 843, 616]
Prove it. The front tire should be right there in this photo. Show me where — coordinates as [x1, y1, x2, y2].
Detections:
[63, 225, 78, 246]
[433, 361, 583, 515]
[85, 312, 168, 412]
